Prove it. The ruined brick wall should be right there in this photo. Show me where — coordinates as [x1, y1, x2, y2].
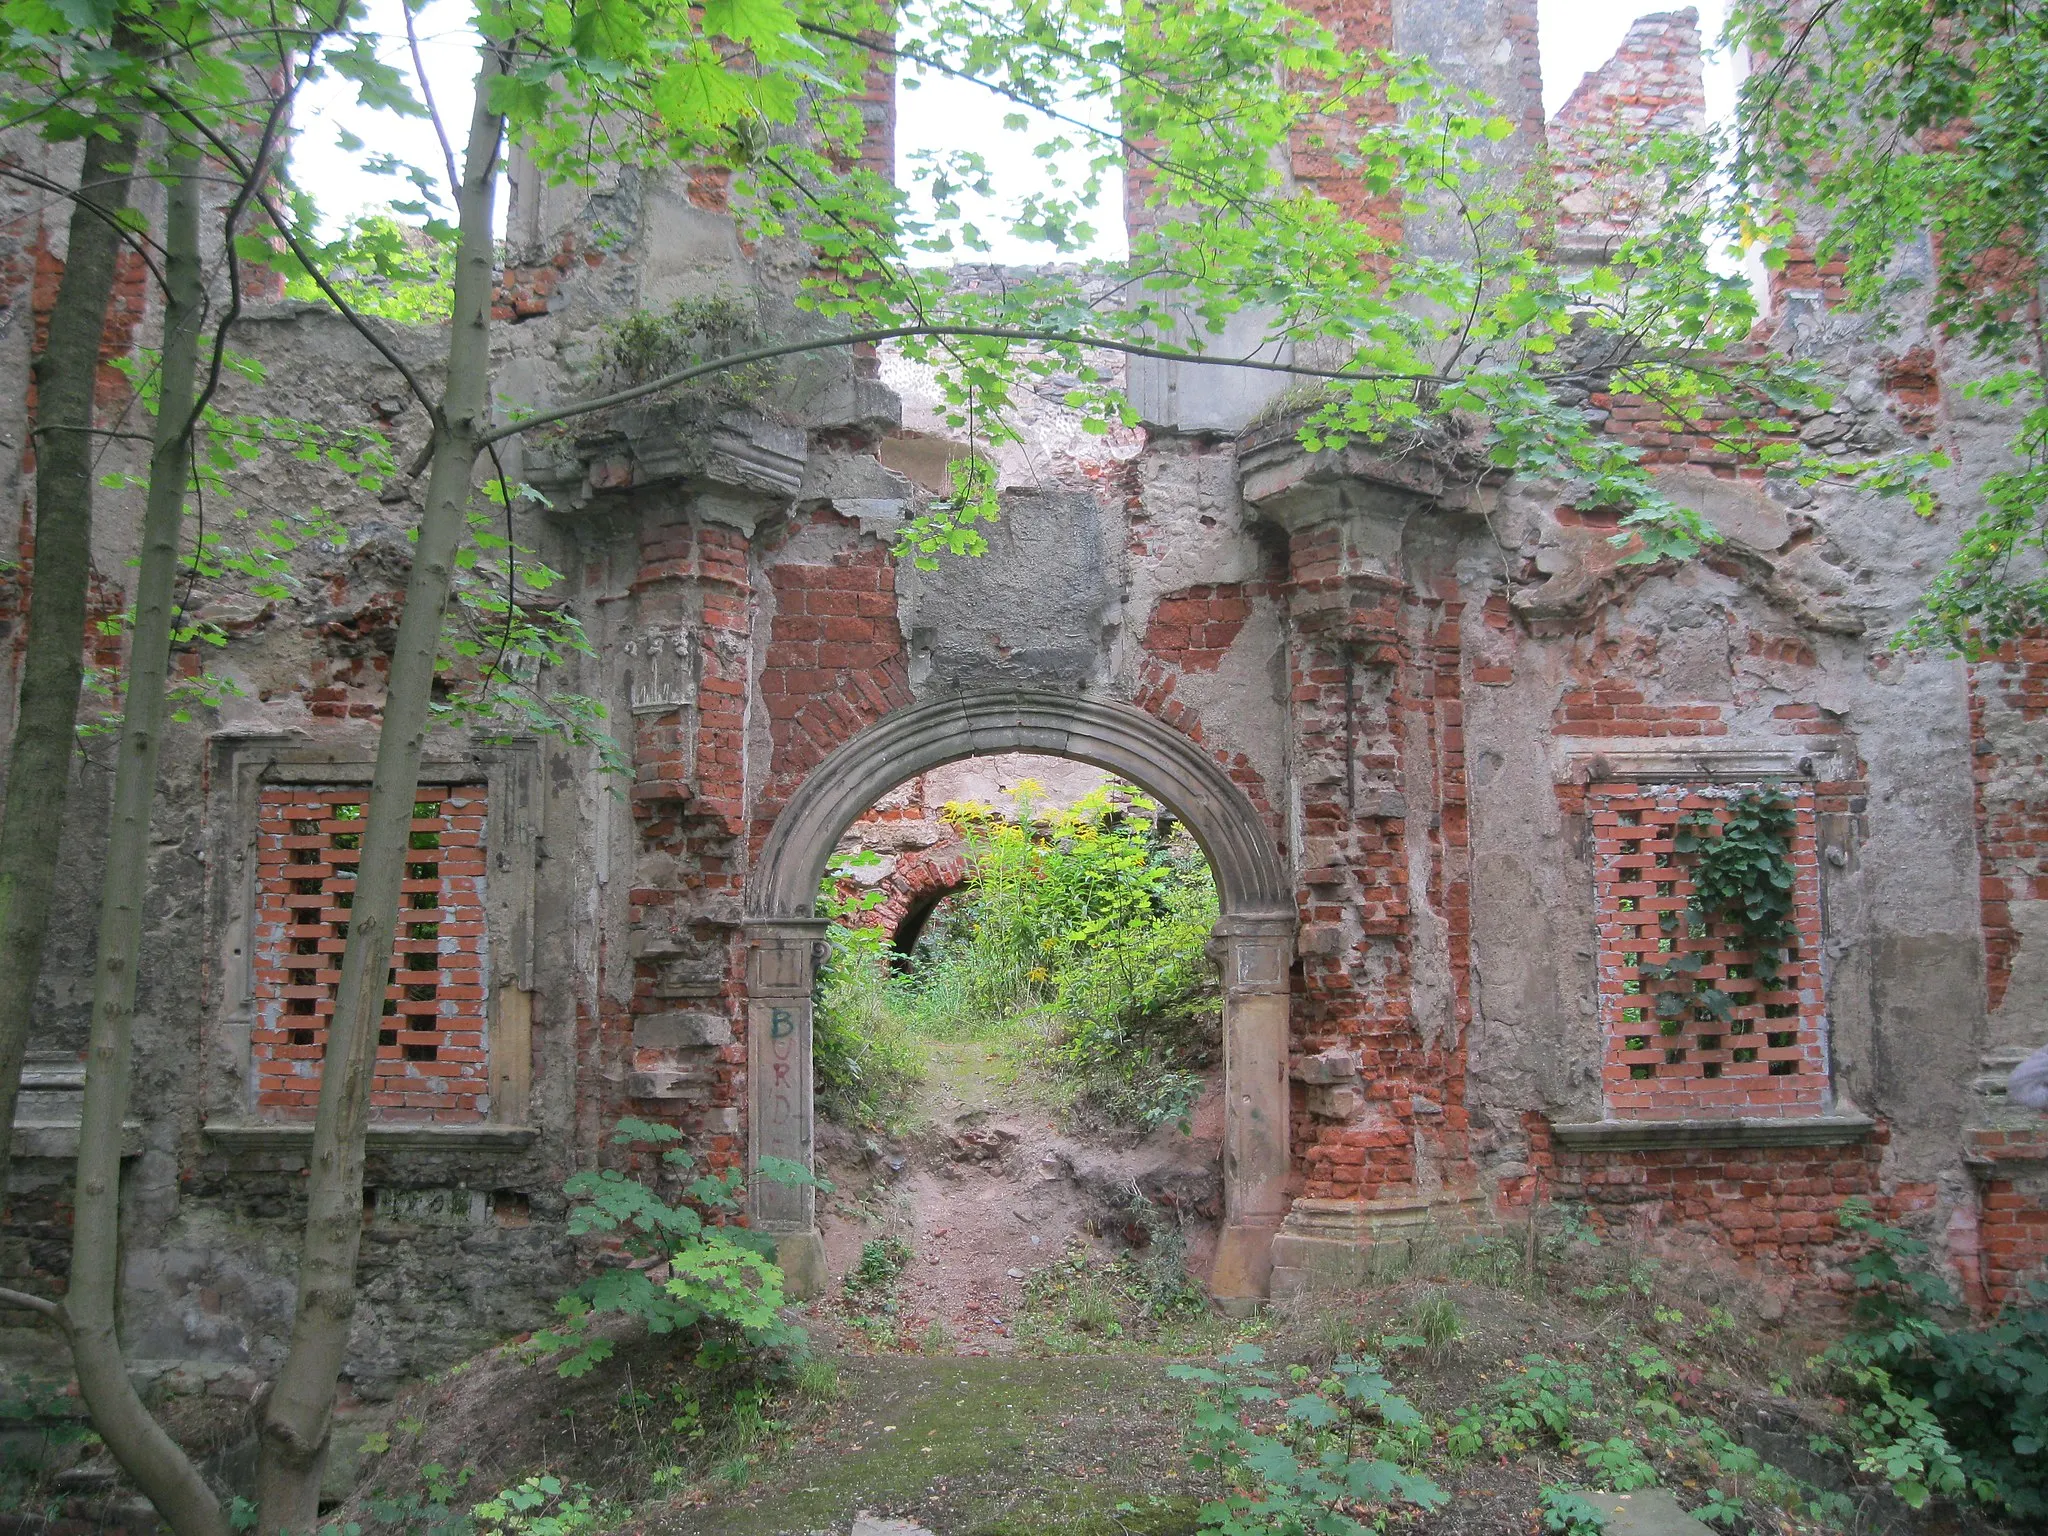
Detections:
[1970, 642, 2048, 1015]
[1548, 8, 1705, 254]
[8, 0, 2048, 1401]
[1525, 1113, 1886, 1302]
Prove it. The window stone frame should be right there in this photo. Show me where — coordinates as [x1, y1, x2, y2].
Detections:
[204, 733, 542, 1140]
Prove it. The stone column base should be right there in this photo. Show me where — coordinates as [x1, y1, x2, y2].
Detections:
[774, 1230, 830, 1300]
[1209, 1220, 1283, 1312]
[1268, 1195, 1487, 1298]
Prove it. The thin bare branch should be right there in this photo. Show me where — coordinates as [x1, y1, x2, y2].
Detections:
[477, 324, 1443, 450]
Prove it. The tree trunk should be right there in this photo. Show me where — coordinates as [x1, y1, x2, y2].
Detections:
[0, 124, 139, 1203]
[63, 143, 225, 1536]
[253, 46, 506, 1536]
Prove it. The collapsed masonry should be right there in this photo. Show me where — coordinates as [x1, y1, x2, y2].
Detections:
[2, 3, 2044, 1399]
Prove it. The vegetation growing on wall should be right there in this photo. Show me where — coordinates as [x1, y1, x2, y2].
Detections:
[1634, 786, 1798, 1029]
[1730, 0, 2048, 654]
[815, 783, 1222, 1131]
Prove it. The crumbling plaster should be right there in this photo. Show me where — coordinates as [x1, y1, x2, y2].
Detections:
[7, 0, 2048, 1388]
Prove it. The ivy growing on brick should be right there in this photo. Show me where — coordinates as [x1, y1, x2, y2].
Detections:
[1638, 786, 1799, 1027]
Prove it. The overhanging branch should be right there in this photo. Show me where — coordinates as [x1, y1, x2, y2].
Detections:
[475, 323, 1441, 451]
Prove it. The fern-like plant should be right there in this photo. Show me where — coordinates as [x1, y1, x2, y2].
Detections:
[531, 1119, 812, 1377]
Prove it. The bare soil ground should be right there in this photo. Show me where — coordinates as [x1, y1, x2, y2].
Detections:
[808, 1042, 1223, 1355]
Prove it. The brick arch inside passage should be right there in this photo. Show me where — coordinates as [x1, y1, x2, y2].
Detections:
[866, 840, 970, 957]
[743, 689, 1295, 1303]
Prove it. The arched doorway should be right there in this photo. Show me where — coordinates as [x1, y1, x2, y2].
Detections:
[744, 689, 1295, 1302]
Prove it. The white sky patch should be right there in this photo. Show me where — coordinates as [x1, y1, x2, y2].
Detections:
[894, 65, 1125, 265]
[293, 1, 1743, 266]
[290, 0, 487, 237]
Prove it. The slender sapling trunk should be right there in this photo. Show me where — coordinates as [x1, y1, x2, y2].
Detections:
[60, 144, 228, 1536]
[253, 43, 507, 1534]
[0, 124, 140, 1202]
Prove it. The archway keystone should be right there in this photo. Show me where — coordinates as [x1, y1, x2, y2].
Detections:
[743, 688, 1294, 1302]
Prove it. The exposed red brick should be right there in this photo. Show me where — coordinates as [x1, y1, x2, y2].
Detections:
[251, 784, 490, 1122]
[1589, 783, 1830, 1120]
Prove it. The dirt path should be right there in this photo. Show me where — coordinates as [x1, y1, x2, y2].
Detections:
[655, 1355, 1202, 1536]
[810, 1042, 1223, 1355]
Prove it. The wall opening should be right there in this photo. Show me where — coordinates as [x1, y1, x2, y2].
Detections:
[800, 752, 1234, 1348]
[744, 689, 1294, 1302]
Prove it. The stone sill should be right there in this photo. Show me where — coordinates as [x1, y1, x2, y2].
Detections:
[10, 1121, 142, 1159]
[202, 1122, 539, 1153]
[1550, 1115, 1875, 1152]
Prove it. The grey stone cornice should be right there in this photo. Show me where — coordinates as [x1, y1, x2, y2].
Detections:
[1548, 1116, 1877, 1152]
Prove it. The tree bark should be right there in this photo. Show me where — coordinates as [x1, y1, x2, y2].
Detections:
[0, 124, 139, 1203]
[253, 44, 506, 1536]
[63, 143, 225, 1536]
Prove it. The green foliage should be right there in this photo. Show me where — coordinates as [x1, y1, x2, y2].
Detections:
[1168, 1345, 1447, 1535]
[435, 501, 626, 778]
[355, 1461, 475, 1536]
[1634, 787, 1798, 1036]
[844, 1235, 913, 1296]
[1403, 1290, 1462, 1351]
[1017, 1232, 1210, 1352]
[814, 782, 1222, 1131]
[1816, 1197, 2048, 1517]
[530, 1118, 805, 1378]
[925, 785, 1221, 1128]
[594, 296, 765, 395]
[282, 214, 456, 324]
[1675, 789, 1799, 979]
[468, 1476, 598, 1536]
[1537, 1486, 1607, 1536]
[812, 852, 925, 1126]
[1487, 1355, 1598, 1454]
[1729, 1, 2048, 652]
[1576, 1436, 1657, 1493]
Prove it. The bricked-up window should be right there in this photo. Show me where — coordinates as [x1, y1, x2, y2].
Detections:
[1592, 783, 1827, 1120]
[251, 786, 489, 1122]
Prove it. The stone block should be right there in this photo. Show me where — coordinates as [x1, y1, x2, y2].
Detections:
[626, 1070, 691, 1099]
[634, 1009, 734, 1050]
[1305, 1084, 1362, 1120]
[1292, 1047, 1361, 1084]
[1297, 923, 1347, 956]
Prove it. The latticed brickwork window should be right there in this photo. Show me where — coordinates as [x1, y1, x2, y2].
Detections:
[251, 785, 488, 1121]
[1592, 783, 1827, 1119]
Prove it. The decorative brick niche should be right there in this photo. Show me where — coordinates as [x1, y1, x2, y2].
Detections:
[1591, 782, 1828, 1120]
[251, 784, 489, 1121]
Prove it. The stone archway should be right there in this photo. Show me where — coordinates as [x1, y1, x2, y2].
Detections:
[744, 689, 1296, 1302]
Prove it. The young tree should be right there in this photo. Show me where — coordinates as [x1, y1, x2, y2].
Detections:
[0, 0, 364, 1196]
[0, 96, 140, 1204]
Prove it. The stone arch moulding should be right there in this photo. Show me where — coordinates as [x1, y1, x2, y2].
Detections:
[743, 689, 1296, 1306]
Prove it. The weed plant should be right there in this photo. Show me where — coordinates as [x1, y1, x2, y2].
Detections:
[1816, 1197, 2048, 1518]
[812, 855, 924, 1127]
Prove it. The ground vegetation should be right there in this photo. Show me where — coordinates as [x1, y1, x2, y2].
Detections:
[10, 1198, 2027, 1536]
